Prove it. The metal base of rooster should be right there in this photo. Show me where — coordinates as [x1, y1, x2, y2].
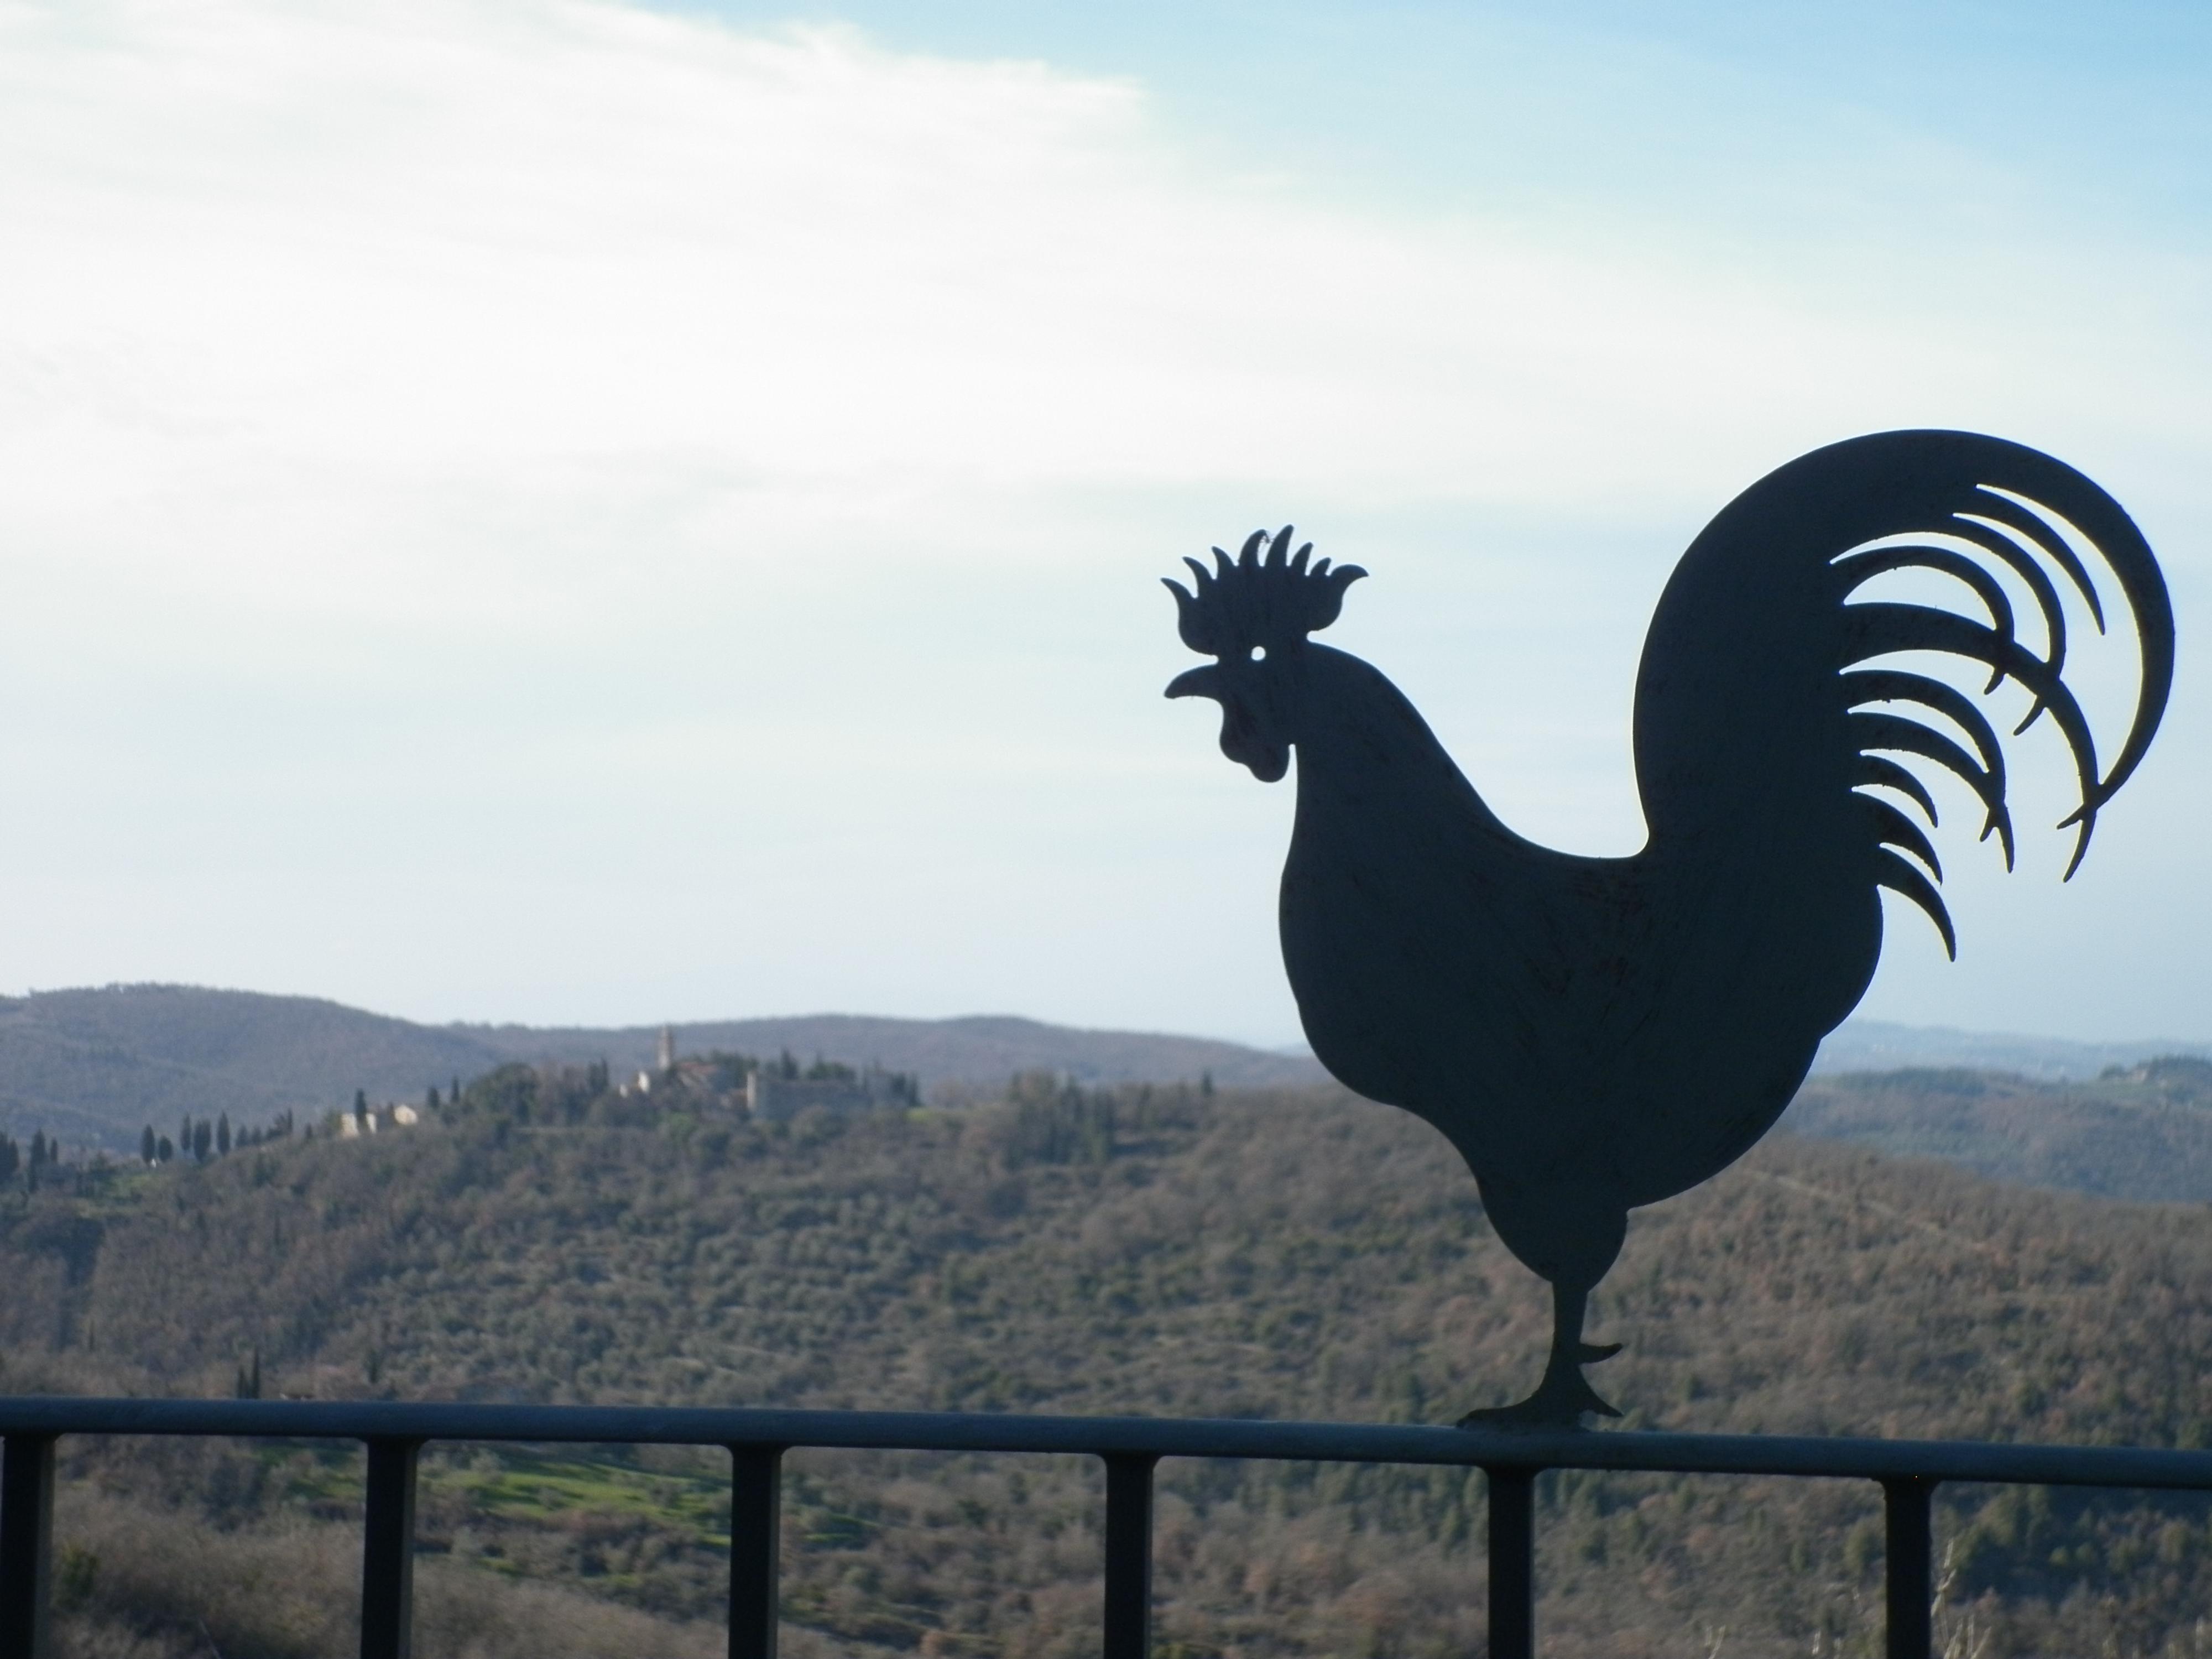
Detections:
[1456, 1284, 1623, 1431]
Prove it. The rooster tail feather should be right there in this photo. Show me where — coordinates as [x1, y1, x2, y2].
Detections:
[1851, 754, 1939, 826]
[1971, 491, 2108, 629]
[1945, 518, 2077, 708]
[1632, 429, 2172, 962]
[1860, 794, 1942, 883]
[1875, 849, 1958, 958]
[1830, 546, 2020, 690]
[1844, 709, 2014, 868]
[1841, 601, 2105, 871]
[1841, 669, 2008, 788]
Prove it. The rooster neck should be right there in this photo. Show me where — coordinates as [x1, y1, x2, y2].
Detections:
[1285, 645, 1516, 845]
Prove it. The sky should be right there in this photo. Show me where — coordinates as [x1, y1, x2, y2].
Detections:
[1, 0, 2207, 1046]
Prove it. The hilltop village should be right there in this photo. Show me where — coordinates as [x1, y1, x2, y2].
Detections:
[0, 1029, 924, 1186]
[422, 1036, 922, 1136]
[309, 1029, 922, 1149]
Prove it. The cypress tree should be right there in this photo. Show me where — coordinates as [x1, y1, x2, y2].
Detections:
[216, 1113, 231, 1156]
[156, 1135, 174, 1163]
[192, 1120, 212, 1161]
[0, 1135, 17, 1182]
[140, 1125, 156, 1165]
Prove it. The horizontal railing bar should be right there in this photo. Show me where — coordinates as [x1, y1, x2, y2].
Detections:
[4, 1396, 2212, 1492]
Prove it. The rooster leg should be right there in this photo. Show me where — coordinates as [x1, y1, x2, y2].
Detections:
[1457, 1281, 1623, 1431]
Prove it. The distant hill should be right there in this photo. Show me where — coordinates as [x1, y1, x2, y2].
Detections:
[1266, 1018, 2212, 1084]
[0, 986, 1326, 1151]
[12, 984, 2212, 1198]
[0, 987, 505, 1151]
[1811, 1018, 2212, 1079]
[1782, 1056, 2212, 1203]
[461, 1010, 1329, 1095]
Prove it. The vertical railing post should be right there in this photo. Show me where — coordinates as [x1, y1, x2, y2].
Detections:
[359, 1438, 421, 1659]
[0, 1433, 58, 1659]
[729, 1444, 784, 1659]
[1102, 1453, 1156, 1659]
[1485, 1465, 1537, 1659]
[1882, 1476, 1937, 1659]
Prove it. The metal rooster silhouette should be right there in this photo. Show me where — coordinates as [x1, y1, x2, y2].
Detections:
[1164, 431, 2173, 1427]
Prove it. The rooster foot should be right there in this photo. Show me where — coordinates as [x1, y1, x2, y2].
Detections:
[1455, 1341, 1623, 1432]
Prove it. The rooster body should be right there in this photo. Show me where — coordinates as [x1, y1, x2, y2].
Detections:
[1166, 431, 2172, 1425]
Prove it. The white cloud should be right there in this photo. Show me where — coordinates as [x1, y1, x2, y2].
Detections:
[0, 0, 2206, 1041]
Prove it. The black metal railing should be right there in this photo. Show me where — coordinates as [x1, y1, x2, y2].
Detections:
[8, 1398, 2212, 1659]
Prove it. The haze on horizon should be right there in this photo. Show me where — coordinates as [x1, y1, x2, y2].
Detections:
[2, 0, 2207, 1048]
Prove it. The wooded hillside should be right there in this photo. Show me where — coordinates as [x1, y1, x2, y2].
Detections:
[7, 1076, 2212, 1658]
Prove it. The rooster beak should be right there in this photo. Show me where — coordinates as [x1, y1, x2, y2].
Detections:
[1165, 665, 1222, 701]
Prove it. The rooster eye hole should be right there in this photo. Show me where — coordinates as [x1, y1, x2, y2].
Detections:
[1249, 646, 1266, 662]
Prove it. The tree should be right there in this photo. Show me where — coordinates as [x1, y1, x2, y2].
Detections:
[216, 1114, 231, 1157]
[140, 1125, 156, 1165]
[192, 1120, 212, 1162]
[179, 1117, 191, 1160]
[156, 1135, 174, 1163]
[0, 1135, 17, 1182]
[427, 1086, 441, 1112]
[462, 1065, 539, 1124]
[353, 1089, 368, 1131]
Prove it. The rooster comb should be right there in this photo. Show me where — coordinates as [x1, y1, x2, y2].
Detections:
[1164, 527, 1366, 656]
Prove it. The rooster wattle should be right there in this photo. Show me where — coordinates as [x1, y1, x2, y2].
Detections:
[1165, 430, 2173, 1427]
